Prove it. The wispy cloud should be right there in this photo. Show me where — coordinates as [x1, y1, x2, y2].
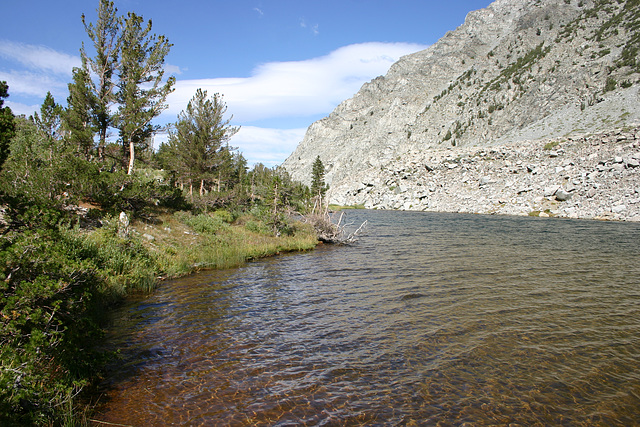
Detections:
[299, 18, 319, 35]
[163, 42, 428, 124]
[0, 69, 69, 100]
[164, 64, 184, 76]
[253, 7, 264, 16]
[0, 40, 80, 105]
[160, 42, 427, 166]
[230, 126, 307, 167]
[0, 39, 80, 76]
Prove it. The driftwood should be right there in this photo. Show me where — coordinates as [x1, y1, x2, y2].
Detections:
[303, 203, 367, 244]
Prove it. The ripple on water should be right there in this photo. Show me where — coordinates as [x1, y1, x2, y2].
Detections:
[96, 211, 640, 426]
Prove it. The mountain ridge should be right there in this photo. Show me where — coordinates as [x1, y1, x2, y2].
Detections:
[282, 0, 640, 221]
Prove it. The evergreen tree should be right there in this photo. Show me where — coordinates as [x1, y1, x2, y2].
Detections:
[116, 12, 175, 175]
[81, 0, 121, 152]
[32, 91, 63, 142]
[30, 92, 66, 172]
[311, 155, 327, 198]
[166, 89, 239, 197]
[0, 81, 15, 171]
[63, 65, 97, 157]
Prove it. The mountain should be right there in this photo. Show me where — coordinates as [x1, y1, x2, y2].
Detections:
[282, 0, 640, 219]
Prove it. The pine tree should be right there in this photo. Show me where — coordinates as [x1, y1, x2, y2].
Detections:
[31, 92, 64, 168]
[81, 0, 121, 152]
[32, 92, 63, 142]
[0, 81, 15, 171]
[166, 89, 239, 197]
[63, 65, 97, 157]
[116, 11, 175, 175]
[311, 155, 327, 198]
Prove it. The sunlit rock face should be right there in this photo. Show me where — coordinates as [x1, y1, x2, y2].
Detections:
[282, 0, 640, 220]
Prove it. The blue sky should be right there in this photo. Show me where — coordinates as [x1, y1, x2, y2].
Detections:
[1, 0, 492, 167]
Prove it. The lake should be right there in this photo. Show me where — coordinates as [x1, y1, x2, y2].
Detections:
[95, 210, 640, 426]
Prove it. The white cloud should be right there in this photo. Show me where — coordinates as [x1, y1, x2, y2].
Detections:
[0, 40, 80, 75]
[0, 41, 80, 105]
[5, 100, 41, 118]
[161, 42, 428, 124]
[231, 126, 307, 167]
[164, 64, 183, 75]
[0, 70, 68, 99]
[299, 19, 319, 35]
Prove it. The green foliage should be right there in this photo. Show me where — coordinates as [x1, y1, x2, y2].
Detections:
[544, 140, 561, 150]
[481, 43, 551, 98]
[163, 89, 241, 198]
[89, 169, 188, 215]
[0, 81, 16, 171]
[0, 116, 101, 208]
[311, 156, 328, 198]
[63, 66, 97, 156]
[32, 91, 63, 141]
[604, 76, 618, 92]
[116, 11, 175, 175]
[174, 211, 230, 235]
[0, 214, 107, 425]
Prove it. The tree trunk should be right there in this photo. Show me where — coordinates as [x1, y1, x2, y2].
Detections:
[127, 139, 135, 175]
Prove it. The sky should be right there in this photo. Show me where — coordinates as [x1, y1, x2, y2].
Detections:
[1, 0, 493, 167]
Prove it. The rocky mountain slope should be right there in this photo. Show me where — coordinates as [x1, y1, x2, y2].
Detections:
[282, 0, 640, 220]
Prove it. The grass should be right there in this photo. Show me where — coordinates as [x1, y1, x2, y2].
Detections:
[128, 211, 319, 280]
[544, 140, 561, 150]
[328, 204, 366, 210]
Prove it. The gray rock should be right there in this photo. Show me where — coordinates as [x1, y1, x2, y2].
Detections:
[544, 186, 560, 197]
[612, 205, 627, 214]
[555, 189, 572, 202]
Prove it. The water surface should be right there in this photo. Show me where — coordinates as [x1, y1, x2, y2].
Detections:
[95, 211, 640, 426]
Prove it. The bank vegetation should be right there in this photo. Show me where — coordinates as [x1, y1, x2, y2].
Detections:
[0, 1, 329, 425]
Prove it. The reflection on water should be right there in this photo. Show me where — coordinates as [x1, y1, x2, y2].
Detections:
[95, 211, 640, 426]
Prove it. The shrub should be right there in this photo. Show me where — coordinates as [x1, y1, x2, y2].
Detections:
[0, 215, 110, 425]
[604, 77, 617, 92]
[174, 211, 229, 234]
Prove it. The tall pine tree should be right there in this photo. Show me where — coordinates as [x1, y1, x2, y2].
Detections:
[165, 89, 239, 197]
[0, 81, 15, 172]
[63, 64, 97, 157]
[81, 0, 121, 153]
[116, 12, 175, 175]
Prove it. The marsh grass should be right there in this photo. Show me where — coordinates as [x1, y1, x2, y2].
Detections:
[131, 211, 318, 279]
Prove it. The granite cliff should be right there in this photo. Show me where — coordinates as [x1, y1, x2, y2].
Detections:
[282, 0, 640, 220]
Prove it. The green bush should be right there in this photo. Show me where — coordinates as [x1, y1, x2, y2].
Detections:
[91, 170, 188, 215]
[0, 215, 109, 425]
[174, 211, 229, 234]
